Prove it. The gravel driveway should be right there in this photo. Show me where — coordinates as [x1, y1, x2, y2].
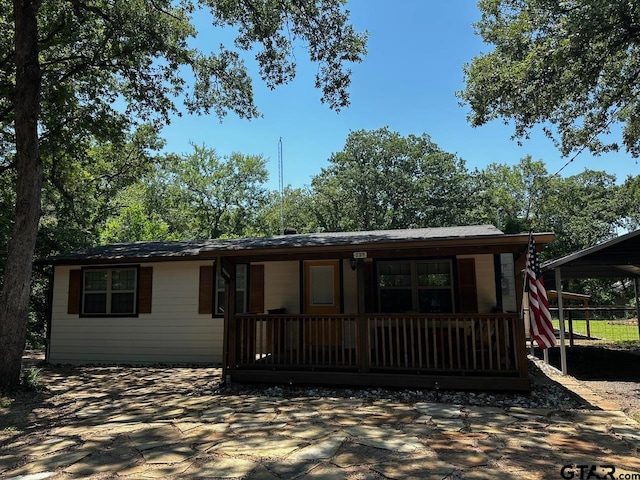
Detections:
[537, 343, 640, 422]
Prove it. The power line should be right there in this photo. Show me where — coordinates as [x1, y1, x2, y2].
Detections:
[527, 102, 633, 228]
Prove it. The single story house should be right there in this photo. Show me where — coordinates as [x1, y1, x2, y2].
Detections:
[46, 225, 554, 391]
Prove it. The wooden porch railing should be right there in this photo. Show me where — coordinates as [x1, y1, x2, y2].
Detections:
[234, 315, 358, 370]
[232, 313, 527, 377]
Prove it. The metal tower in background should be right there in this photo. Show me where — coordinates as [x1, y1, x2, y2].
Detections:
[278, 137, 284, 234]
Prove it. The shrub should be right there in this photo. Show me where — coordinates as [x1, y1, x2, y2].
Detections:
[20, 367, 43, 391]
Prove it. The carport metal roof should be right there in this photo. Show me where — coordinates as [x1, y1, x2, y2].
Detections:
[542, 229, 640, 279]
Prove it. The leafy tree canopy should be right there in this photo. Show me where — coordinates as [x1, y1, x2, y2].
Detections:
[101, 144, 269, 241]
[459, 0, 640, 157]
[1, 0, 368, 152]
[310, 127, 473, 231]
[470, 155, 549, 230]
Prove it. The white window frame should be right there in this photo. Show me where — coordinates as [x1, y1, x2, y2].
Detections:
[82, 267, 137, 316]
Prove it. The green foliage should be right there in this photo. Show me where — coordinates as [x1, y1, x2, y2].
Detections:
[0, 0, 367, 264]
[310, 127, 474, 231]
[470, 155, 624, 261]
[98, 144, 270, 242]
[20, 367, 43, 391]
[100, 204, 172, 244]
[160, 145, 268, 239]
[620, 175, 640, 231]
[460, 0, 640, 157]
[257, 187, 320, 235]
[538, 170, 623, 260]
[470, 156, 549, 231]
[26, 269, 48, 349]
[1, 0, 367, 155]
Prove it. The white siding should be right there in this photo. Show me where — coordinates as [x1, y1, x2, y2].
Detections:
[457, 254, 497, 313]
[263, 261, 300, 314]
[49, 262, 223, 365]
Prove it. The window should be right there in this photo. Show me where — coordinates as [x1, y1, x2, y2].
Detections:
[82, 268, 137, 315]
[309, 265, 335, 306]
[215, 264, 246, 315]
[378, 260, 454, 313]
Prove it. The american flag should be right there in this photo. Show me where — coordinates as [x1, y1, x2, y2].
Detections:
[526, 232, 556, 349]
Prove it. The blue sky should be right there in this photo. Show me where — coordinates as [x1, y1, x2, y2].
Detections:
[161, 0, 639, 190]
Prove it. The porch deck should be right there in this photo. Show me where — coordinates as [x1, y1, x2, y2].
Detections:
[228, 313, 530, 391]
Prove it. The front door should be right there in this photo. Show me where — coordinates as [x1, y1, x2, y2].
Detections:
[304, 260, 341, 314]
[303, 260, 341, 348]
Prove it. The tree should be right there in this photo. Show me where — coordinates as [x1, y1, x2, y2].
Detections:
[256, 186, 320, 235]
[538, 170, 622, 260]
[157, 145, 269, 239]
[459, 0, 640, 157]
[0, 0, 43, 391]
[619, 175, 640, 231]
[310, 128, 473, 231]
[470, 156, 550, 232]
[0, 0, 367, 389]
[99, 203, 172, 244]
[39, 125, 164, 252]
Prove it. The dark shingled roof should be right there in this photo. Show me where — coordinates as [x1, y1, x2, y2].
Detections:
[48, 225, 506, 263]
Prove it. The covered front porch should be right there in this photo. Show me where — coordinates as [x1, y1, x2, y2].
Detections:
[213, 227, 552, 391]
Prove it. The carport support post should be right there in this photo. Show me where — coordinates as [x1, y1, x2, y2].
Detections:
[555, 267, 568, 375]
[356, 258, 369, 374]
[635, 276, 640, 341]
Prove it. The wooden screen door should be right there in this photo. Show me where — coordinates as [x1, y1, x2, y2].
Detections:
[304, 260, 341, 314]
[304, 260, 341, 348]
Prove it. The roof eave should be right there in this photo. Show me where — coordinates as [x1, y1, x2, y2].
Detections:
[46, 231, 555, 266]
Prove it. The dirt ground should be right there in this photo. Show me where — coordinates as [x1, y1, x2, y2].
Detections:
[536, 342, 640, 422]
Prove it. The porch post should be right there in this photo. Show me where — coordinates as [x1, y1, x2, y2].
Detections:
[554, 267, 567, 375]
[635, 276, 640, 342]
[356, 258, 369, 373]
[219, 257, 228, 382]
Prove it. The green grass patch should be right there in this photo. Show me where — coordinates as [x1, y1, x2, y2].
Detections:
[552, 319, 639, 342]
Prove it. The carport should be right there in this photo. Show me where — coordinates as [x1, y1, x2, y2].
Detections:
[541, 229, 640, 374]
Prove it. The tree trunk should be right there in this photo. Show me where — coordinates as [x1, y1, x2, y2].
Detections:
[0, 0, 42, 391]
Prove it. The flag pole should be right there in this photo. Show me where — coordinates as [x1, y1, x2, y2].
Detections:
[527, 229, 557, 364]
[520, 257, 534, 357]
